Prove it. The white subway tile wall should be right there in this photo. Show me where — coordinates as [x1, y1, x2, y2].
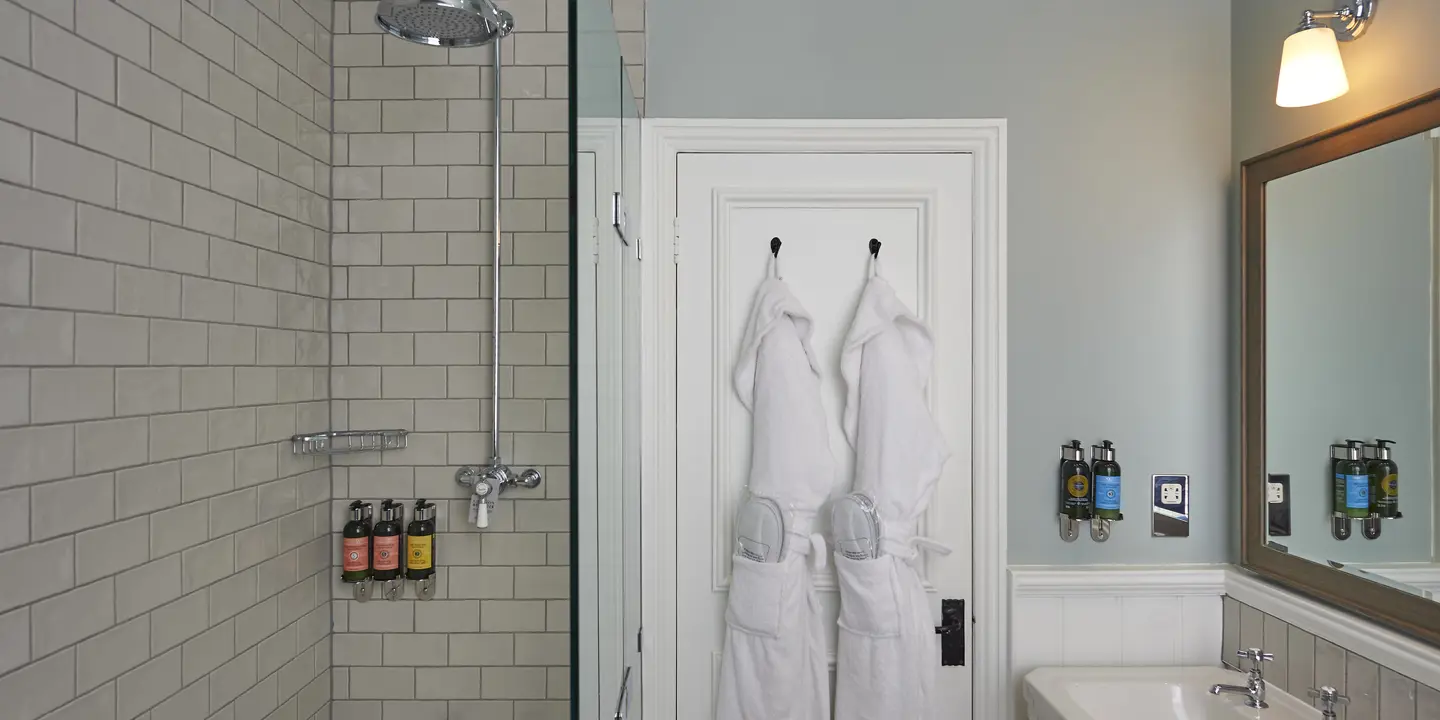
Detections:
[326, 0, 599, 717]
[4, 0, 641, 715]
[0, 1, 334, 720]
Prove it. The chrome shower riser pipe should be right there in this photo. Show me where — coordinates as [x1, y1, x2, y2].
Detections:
[373, 0, 539, 495]
[465, 32, 537, 498]
[490, 35, 503, 464]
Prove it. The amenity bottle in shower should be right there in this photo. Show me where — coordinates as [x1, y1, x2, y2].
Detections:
[372, 500, 403, 582]
[342, 501, 373, 583]
[406, 499, 437, 599]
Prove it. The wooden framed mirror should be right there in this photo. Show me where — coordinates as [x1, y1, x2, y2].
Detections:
[1242, 88, 1440, 644]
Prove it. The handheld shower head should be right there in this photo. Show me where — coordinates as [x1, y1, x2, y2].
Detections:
[375, 0, 514, 47]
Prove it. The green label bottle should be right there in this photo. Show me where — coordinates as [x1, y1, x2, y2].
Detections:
[1335, 451, 1370, 519]
[1059, 440, 1092, 520]
[1370, 439, 1399, 518]
[1092, 440, 1122, 521]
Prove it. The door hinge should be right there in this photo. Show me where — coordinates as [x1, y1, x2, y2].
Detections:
[637, 627, 643, 653]
[589, 216, 600, 265]
[671, 217, 680, 264]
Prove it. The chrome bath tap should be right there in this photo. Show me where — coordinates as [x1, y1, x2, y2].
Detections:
[1211, 648, 1274, 709]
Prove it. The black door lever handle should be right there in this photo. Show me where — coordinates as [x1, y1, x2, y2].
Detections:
[934, 599, 965, 666]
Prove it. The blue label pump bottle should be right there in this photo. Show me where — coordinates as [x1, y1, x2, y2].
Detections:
[1090, 440, 1122, 542]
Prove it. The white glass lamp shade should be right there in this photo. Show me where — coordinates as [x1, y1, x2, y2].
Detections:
[1276, 26, 1350, 107]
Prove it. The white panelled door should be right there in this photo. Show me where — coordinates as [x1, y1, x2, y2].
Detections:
[672, 152, 974, 719]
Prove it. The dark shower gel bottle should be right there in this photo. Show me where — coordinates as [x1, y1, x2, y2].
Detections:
[1370, 439, 1399, 518]
[1059, 440, 1092, 520]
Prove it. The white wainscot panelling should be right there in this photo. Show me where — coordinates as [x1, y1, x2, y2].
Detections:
[1009, 565, 1228, 717]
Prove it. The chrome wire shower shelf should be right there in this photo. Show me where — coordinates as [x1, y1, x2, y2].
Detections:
[291, 430, 409, 456]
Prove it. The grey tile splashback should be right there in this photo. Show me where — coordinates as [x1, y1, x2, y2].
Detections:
[1224, 596, 1437, 719]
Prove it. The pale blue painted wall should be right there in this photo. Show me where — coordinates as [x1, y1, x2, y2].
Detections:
[647, 0, 1234, 563]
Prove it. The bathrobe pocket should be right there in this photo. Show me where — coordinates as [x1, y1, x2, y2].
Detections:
[834, 552, 903, 637]
[725, 553, 792, 638]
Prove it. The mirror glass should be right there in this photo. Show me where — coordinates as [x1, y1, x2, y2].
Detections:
[1264, 129, 1440, 600]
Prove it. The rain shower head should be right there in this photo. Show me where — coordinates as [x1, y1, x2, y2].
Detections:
[375, 0, 514, 47]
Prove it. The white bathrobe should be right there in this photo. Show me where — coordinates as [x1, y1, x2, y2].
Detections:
[834, 270, 951, 720]
[717, 275, 833, 720]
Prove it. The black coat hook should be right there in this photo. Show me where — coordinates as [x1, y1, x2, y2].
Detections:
[869, 238, 882, 258]
[770, 237, 782, 257]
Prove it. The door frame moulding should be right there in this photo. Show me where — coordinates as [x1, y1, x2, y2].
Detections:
[637, 118, 1009, 720]
[576, 119, 624, 720]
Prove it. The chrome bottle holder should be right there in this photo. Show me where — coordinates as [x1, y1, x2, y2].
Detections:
[381, 577, 404, 601]
[1331, 512, 1353, 541]
[1059, 515, 1082, 542]
[415, 576, 437, 600]
[1089, 517, 1112, 542]
[350, 577, 374, 602]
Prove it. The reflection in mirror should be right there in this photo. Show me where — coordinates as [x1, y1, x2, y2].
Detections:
[1265, 129, 1440, 601]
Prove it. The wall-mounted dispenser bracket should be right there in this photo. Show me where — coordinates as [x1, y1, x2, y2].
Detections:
[1361, 514, 1383, 540]
[350, 577, 373, 602]
[1331, 512, 1353, 541]
[1059, 515, 1082, 542]
[1362, 507, 1404, 541]
[1089, 513, 1122, 542]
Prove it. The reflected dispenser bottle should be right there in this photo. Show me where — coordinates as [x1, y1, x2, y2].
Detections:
[1334, 444, 1370, 519]
[1370, 439, 1400, 519]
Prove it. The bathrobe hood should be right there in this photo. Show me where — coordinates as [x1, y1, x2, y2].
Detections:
[840, 273, 949, 543]
[834, 271, 951, 720]
[716, 275, 833, 720]
[732, 275, 834, 537]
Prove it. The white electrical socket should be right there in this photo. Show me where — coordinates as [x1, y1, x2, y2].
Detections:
[1160, 483, 1184, 505]
[1267, 482, 1285, 504]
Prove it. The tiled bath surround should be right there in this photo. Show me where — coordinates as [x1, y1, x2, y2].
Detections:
[0, 0, 335, 718]
[326, 0, 573, 717]
[1223, 597, 1440, 719]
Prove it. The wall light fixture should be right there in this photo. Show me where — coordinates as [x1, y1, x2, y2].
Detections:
[1276, 1, 1377, 108]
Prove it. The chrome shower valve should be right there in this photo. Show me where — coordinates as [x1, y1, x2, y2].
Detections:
[456, 460, 543, 500]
